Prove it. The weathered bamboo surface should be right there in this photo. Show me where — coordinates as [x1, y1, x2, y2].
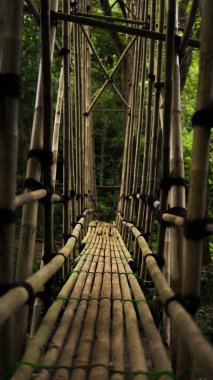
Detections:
[11, 221, 172, 380]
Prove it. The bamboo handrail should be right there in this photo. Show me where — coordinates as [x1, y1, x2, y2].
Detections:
[117, 213, 213, 379]
[0, 212, 87, 326]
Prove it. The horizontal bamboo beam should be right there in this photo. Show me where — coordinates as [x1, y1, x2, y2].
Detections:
[117, 213, 213, 379]
[52, 11, 200, 49]
[15, 191, 63, 208]
[77, 11, 148, 26]
[0, 212, 87, 325]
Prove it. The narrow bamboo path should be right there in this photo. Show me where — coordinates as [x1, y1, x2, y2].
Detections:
[12, 221, 172, 380]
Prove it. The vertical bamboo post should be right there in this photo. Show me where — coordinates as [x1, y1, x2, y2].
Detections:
[41, 0, 54, 273]
[52, 65, 64, 190]
[145, 0, 164, 234]
[138, 0, 156, 242]
[157, 0, 176, 257]
[0, 1, 23, 375]
[177, 2, 213, 378]
[63, 0, 72, 262]
[74, 23, 83, 218]
[15, 0, 59, 359]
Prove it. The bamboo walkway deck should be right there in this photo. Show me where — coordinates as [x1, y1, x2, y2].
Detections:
[12, 221, 172, 380]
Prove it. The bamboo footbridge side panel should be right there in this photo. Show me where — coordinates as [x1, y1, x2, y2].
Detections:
[12, 222, 171, 380]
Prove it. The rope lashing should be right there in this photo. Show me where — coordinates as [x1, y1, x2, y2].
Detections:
[164, 294, 201, 316]
[3, 361, 180, 380]
[0, 281, 35, 304]
[0, 208, 16, 223]
[184, 217, 213, 239]
[55, 295, 147, 304]
[160, 176, 187, 191]
[192, 109, 213, 127]
[144, 253, 165, 269]
[0, 73, 21, 99]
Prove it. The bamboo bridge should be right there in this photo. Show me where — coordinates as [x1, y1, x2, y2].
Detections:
[0, 1, 213, 380]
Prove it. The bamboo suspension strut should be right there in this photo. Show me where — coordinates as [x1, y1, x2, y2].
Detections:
[81, 25, 129, 109]
[14, 0, 59, 359]
[86, 36, 136, 115]
[0, 0, 23, 375]
[177, 2, 213, 378]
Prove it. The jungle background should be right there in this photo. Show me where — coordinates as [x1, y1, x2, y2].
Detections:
[18, 0, 213, 343]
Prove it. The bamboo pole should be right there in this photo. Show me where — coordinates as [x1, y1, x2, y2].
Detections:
[24, 0, 61, 52]
[41, 0, 54, 305]
[157, 0, 176, 258]
[52, 11, 200, 49]
[177, 1, 213, 378]
[0, 213, 87, 326]
[52, 65, 64, 189]
[63, 0, 73, 259]
[15, 0, 59, 359]
[179, 0, 198, 58]
[145, 0, 164, 234]
[0, 0, 23, 375]
[74, 23, 83, 217]
[138, 0, 156, 242]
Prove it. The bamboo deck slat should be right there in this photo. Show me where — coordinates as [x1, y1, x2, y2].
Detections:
[11, 222, 172, 380]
